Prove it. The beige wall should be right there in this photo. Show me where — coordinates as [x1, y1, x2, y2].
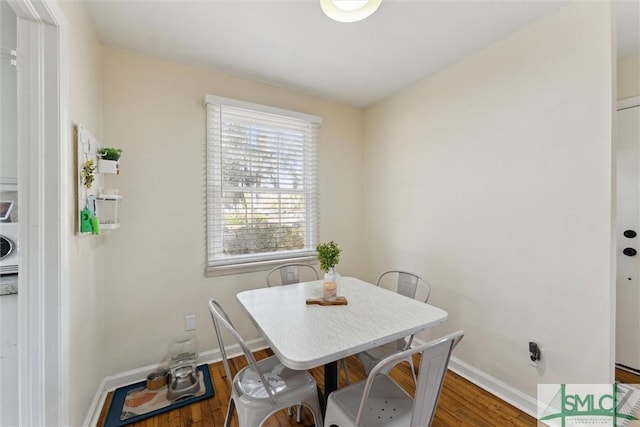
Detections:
[618, 54, 640, 99]
[60, 2, 105, 425]
[62, 0, 622, 420]
[100, 47, 365, 374]
[363, 1, 614, 399]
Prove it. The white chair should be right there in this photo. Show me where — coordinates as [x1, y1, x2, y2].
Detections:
[208, 299, 323, 427]
[356, 270, 431, 385]
[266, 262, 351, 421]
[324, 331, 463, 427]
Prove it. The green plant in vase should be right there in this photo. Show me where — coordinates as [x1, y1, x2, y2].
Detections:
[316, 241, 341, 300]
[316, 241, 341, 272]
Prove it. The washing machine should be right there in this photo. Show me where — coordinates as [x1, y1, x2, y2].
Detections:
[0, 222, 19, 275]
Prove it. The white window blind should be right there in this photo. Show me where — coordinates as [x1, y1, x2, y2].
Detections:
[205, 95, 321, 272]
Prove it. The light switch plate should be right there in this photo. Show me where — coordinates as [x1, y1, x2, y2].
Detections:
[185, 314, 196, 331]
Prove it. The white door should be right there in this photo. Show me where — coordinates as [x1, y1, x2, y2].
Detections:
[616, 100, 640, 371]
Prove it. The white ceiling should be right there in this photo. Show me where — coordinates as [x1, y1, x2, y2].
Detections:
[85, 0, 639, 108]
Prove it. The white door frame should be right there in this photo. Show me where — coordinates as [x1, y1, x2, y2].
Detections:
[10, 0, 69, 425]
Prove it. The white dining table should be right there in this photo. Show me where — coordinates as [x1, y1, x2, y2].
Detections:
[236, 276, 448, 407]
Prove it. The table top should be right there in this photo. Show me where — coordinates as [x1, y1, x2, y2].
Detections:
[236, 276, 448, 370]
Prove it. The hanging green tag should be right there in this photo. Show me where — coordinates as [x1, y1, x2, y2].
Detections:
[80, 208, 93, 233]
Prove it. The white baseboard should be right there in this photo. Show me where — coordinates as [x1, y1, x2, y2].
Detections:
[83, 338, 269, 427]
[616, 363, 640, 375]
[84, 378, 108, 427]
[447, 356, 537, 418]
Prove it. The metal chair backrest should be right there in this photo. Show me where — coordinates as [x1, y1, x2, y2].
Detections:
[376, 270, 432, 303]
[266, 263, 319, 287]
[207, 299, 276, 404]
[354, 330, 464, 427]
[412, 331, 463, 425]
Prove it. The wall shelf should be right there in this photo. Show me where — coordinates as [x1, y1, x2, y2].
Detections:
[96, 194, 122, 230]
[99, 223, 121, 231]
[97, 194, 122, 201]
[76, 125, 123, 235]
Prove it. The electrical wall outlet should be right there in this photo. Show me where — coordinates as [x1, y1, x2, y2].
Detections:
[185, 314, 196, 331]
[528, 341, 545, 370]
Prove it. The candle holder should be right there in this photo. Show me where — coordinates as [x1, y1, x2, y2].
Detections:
[323, 267, 339, 301]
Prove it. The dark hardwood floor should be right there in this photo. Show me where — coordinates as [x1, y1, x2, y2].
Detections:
[97, 349, 539, 426]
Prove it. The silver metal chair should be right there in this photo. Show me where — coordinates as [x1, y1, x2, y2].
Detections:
[266, 262, 320, 287]
[356, 271, 432, 385]
[324, 331, 463, 427]
[208, 299, 323, 427]
[266, 262, 351, 421]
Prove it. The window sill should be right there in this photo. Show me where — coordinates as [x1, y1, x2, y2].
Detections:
[206, 256, 319, 277]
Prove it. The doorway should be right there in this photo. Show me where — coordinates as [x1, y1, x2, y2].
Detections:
[616, 96, 640, 375]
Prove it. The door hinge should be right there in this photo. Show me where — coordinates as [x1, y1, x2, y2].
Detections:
[10, 49, 17, 68]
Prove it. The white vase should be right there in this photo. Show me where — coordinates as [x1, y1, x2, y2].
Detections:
[323, 267, 340, 301]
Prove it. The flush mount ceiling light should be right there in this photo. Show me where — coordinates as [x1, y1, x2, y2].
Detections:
[321, 0, 382, 23]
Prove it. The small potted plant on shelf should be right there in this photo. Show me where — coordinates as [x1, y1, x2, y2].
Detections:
[98, 147, 123, 174]
[316, 241, 341, 301]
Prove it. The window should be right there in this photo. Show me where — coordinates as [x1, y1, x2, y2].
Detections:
[205, 95, 321, 274]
